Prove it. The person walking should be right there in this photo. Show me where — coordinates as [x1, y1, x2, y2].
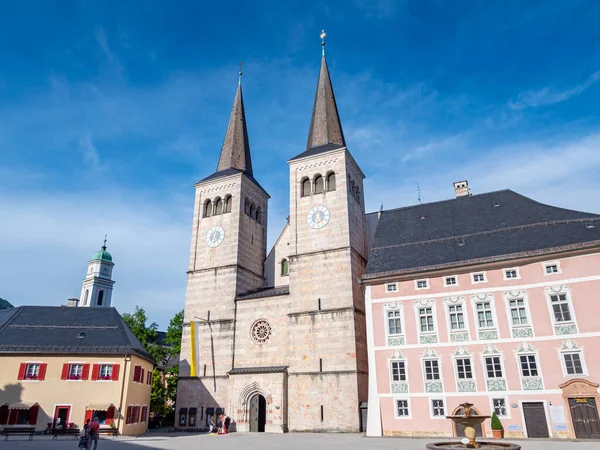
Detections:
[87, 416, 100, 450]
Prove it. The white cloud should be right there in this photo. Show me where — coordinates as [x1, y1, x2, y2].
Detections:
[94, 27, 124, 77]
[78, 134, 101, 168]
[509, 70, 600, 110]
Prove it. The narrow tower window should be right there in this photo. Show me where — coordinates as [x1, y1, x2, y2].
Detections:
[224, 195, 232, 213]
[97, 290, 104, 306]
[314, 175, 324, 194]
[214, 198, 223, 215]
[249, 203, 256, 220]
[301, 178, 311, 197]
[203, 200, 212, 218]
[245, 198, 250, 216]
[327, 172, 336, 191]
[256, 208, 263, 225]
[83, 290, 89, 306]
[281, 259, 289, 276]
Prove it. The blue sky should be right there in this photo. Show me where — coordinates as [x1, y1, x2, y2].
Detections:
[2, 1, 599, 327]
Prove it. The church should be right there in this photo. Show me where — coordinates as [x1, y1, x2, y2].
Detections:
[176, 36, 370, 433]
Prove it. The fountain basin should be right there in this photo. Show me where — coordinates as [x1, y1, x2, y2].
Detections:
[426, 443, 520, 449]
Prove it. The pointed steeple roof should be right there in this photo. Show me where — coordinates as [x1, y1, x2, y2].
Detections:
[216, 82, 253, 175]
[305, 52, 346, 151]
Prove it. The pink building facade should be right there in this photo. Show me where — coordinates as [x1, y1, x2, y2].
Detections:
[363, 186, 600, 439]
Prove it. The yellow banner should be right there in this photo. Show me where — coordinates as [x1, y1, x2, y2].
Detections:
[190, 321, 197, 377]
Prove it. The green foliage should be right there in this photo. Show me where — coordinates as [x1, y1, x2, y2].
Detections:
[0, 298, 14, 310]
[121, 306, 165, 363]
[491, 411, 503, 430]
[164, 310, 184, 355]
[150, 369, 166, 416]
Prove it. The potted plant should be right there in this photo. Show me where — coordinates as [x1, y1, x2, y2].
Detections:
[491, 412, 504, 439]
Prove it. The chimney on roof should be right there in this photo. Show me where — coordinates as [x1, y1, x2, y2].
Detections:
[67, 297, 79, 307]
[453, 180, 471, 198]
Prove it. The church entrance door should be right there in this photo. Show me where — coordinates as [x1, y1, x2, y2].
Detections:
[249, 394, 266, 432]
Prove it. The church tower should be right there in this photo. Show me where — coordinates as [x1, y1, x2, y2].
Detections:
[79, 239, 115, 307]
[286, 32, 369, 431]
[178, 70, 269, 411]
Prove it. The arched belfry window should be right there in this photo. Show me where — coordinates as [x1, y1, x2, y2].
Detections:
[256, 208, 263, 225]
[84, 290, 89, 306]
[327, 172, 336, 191]
[203, 200, 212, 218]
[301, 178, 311, 197]
[314, 175, 324, 194]
[245, 198, 251, 216]
[249, 203, 256, 220]
[224, 195, 232, 213]
[281, 259, 289, 276]
[214, 198, 223, 215]
[97, 290, 104, 306]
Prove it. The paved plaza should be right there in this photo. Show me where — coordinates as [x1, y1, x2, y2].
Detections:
[0, 433, 598, 450]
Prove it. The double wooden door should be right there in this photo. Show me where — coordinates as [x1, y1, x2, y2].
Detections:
[569, 398, 600, 439]
[523, 402, 549, 438]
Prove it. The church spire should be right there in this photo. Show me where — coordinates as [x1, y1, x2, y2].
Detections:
[216, 64, 253, 175]
[305, 30, 346, 151]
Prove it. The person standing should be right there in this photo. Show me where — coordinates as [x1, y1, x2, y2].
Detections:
[87, 416, 100, 450]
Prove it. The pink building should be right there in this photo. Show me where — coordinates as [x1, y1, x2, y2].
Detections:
[363, 182, 600, 439]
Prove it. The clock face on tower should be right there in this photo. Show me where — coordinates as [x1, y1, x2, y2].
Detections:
[205, 226, 225, 248]
[307, 205, 330, 229]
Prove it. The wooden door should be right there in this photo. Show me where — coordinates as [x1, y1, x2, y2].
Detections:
[569, 398, 600, 439]
[53, 405, 70, 429]
[523, 402, 549, 438]
[249, 394, 259, 432]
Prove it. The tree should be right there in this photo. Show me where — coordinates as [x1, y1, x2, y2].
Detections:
[164, 310, 183, 355]
[150, 370, 166, 416]
[163, 310, 183, 421]
[121, 306, 165, 363]
[0, 298, 14, 310]
[491, 411, 503, 430]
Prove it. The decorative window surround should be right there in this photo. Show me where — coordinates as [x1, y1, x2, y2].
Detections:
[471, 272, 487, 284]
[515, 342, 544, 391]
[415, 279, 430, 290]
[503, 290, 534, 338]
[414, 299, 439, 344]
[470, 293, 499, 340]
[383, 302, 406, 346]
[490, 397, 510, 418]
[444, 296, 471, 343]
[394, 398, 411, 419]
[389, 350, 409, 394]
[444, 276, 459, 287]
[482, 344, 507, 392]
[386, 283, 398, 293]
[503, 268, 521, 280]
[545, 285, 578, 336]
[557, 340, 588, 377]
[454, 347, 477, 393]
[543, 261, 561, 276]
[422, 348, 444, 393]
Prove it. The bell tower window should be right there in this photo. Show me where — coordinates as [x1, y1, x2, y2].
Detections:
[203, 200, 212, 218]
[83, 290, 89, 306]
[97, 290, 104, 306]
[214, 198, 223, 215]
[326, 172, 336, 191]
[314, 175, 324, 194]
[301, 178, 311, 197]
[224, 195, 232, 213]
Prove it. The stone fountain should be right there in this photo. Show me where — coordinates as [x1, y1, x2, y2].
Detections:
[425, 403, 520, 450]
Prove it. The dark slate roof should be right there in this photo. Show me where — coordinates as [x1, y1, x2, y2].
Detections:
[289, 143, 346, 162]
[236, 285, 290, 301]
[364, 190, 600, 278]
[0, 306, 155, 364]
[229, 366, 287, 375]
[198, 168, 269, 197]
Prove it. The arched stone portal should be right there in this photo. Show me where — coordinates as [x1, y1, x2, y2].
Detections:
[249, 393, 266, 432]
[560, 378, 600, 439]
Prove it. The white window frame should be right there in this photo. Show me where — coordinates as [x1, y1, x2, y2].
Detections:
[423, 358, 441, 381]
[99, 364, 113, 379]
[558, 342, 588, 377]
[503, 290, 535, 337]
[444, 275, 459, 287]
[490, 397, 510, 419]
[394, 398, 411, 419]
[518, 353, 540, 378]
[430, 397, 447, 419]
[386, 283, 398, 293]
[471, 272, 487, 284]
[68, 362, 84, 380]
[383, 302, 406, 345]
[543, 261, 561, 276]
[417, 304, 436, 333]
[514, 343, 545, 391]
[455, 356, 475, 381]
[561, 352, 585, 376]
[26, 363, 40, 378]
[415, 279, 429, 290]
[414, 299, 439, 344]
[444, 296, 471, 341]
[471, 294, 498, 332]
[503, 267, 521, 280]
[545, 285, 577, 331]
[389, 360, 407, 383]
[447, 304, 466, 330]
[484, 355, 504, 379]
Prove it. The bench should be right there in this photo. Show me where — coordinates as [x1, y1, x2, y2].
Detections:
[98, 428, 119, 438]
[52, 427, 80, 440]
[2, 426, 36, 441]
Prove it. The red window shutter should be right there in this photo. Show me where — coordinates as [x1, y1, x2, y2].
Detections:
[106, 406, 115, 425]
[85, 409, 93, 423]
[133, 365, 141, 383]
[91, 364, 99, 381]
[28, 405, 39, 425]
[111, 364, 120, 381]
[0, 405, 9, 425]
[8, 409, 18, 425]
[17, 363, 27, 380]
[61, 363, 70, 380]
[135, 406, 140, 423]
[126, 406, 132, 424]
[142, 406, 147, 422]
[140, 368, 145, 384]
[38, 363, 47, 381]
[81, 364, 90, 380]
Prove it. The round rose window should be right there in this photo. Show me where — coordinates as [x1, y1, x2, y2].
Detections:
[251, 319, 272, 344]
